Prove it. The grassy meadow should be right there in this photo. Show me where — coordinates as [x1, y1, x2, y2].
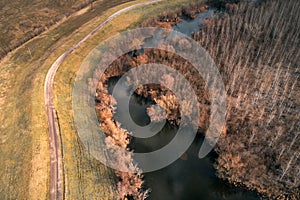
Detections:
[0, 0, 98, 59]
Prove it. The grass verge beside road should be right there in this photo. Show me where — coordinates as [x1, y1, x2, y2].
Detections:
[0, 1, 134, 199]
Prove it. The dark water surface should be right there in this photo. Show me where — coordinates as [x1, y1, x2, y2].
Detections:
[107, 77, 259, 200]
[105, 7, 261, 200]
[172, 9, 215, 35]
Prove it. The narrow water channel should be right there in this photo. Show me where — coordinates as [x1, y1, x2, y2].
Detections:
[172, 8, 216, 35]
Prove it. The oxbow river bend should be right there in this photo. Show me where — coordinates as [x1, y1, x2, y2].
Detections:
[107, 7, 260, 200]
[107, 77, 259, 200]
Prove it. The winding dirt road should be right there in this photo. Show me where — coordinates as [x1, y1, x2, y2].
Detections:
[44, 1, 160, 199]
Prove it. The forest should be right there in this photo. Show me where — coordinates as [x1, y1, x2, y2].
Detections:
[94, 0, 299, 199]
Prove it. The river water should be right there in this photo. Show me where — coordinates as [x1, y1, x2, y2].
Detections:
[172, 8, 216, 35]
[106, 8, 260, 200]
[107, 76, 259, 200]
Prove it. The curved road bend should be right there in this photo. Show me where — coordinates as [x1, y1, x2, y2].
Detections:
[44, 1, 160, 199]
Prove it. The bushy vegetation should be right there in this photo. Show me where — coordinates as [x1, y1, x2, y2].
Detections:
[140, 1, 208, 28]
[95, 75, 150, 200]
[94, 36, 217, 199]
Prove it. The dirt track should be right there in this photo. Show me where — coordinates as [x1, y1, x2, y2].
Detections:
[44, 1, 160, 199]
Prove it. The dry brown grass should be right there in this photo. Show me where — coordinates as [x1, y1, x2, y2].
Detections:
[0, 0, 98, 59]
[0, 0, 135, 199]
